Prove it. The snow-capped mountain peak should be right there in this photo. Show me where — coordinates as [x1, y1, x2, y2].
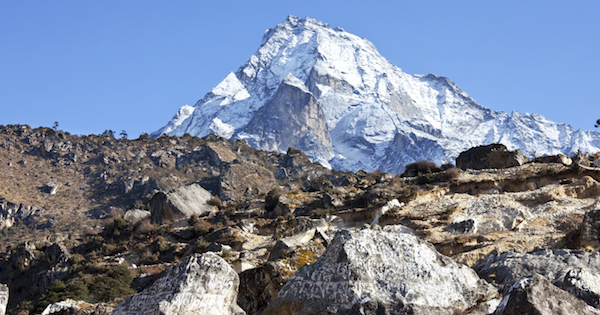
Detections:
[153, 16, 600, 173]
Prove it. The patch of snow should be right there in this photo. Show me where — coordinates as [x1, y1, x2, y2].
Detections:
[209, 118, 236, 139]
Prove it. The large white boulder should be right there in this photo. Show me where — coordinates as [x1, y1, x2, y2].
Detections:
[263, 227, 496, 314]
[112, 252, 245, 315]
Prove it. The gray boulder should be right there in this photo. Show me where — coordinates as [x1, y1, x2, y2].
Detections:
[263, 227, 496, 315]
[492, 274, 600, 315]
[123, 209, 151, 225]
[112, 252, 245, 315]
[148, 184, 215, 224]
[456, 143, 529, 170]
[474, 249, 600, 309]
[0, 283, 7, 315]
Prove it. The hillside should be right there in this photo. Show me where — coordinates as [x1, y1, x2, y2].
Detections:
[1, 124, 600, 314]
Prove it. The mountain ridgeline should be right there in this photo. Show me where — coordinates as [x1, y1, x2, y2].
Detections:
[152, 15, 600, 173]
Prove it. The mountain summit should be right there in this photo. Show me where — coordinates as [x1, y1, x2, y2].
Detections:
[153, 15, 600, 173]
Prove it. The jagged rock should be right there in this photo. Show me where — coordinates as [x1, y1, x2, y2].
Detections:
[148, 184, 215, 224]
[492, 274, 600, 315]
[263, 227, 496, 315]
[112, 252, 245, 315]
[238, 263, 285, 315]
[474, 249, 600, 309]
[123, 209, 151, 225]
[41, 299, 113, 315]
[456, 143, 529, 170]
[0, 283, 7, 315]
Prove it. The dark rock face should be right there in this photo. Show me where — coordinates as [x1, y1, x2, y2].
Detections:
[456, 143, 529, 170]
[263, 227, 496, 315]
[112, 252, 245, 315]
[580, 209, 600, 250]
[492, 274, 600, 315]
[237, 263, 284, 315]
[474, 249, 600, 309]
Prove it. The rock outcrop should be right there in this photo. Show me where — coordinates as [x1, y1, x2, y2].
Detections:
[0, 197, 44, 230]
[263, 227, 496, 315]
[456, 143, 529, 170]
[492, 274, 600, 315]
[474, 249, 600, 309]
[112, 252, 245, 315]
[148, 184, 216, 224]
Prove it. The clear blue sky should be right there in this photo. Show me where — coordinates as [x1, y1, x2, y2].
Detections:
[1, 1, 599, 137]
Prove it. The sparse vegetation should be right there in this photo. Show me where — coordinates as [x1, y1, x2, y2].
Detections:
[1, 123, 597, 314]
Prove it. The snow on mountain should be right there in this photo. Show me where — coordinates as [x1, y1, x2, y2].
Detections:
[152, 15, 600, 173]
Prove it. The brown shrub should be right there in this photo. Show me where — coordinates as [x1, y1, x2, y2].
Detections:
[207, 196, 222, 208]
[135, 218, 155, 234]
[403, 160, 439, 177]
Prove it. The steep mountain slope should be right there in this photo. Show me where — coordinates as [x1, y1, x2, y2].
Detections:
[153, 15, 600, 173]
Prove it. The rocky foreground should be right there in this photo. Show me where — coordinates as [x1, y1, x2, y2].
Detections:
[1, 125, 600, 314]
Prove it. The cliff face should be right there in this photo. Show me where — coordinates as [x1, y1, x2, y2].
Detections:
[241, 74, 333, 164]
